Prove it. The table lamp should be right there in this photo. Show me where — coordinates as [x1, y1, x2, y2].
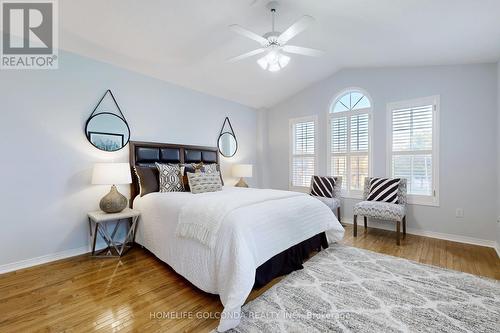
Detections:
[92, 163, 132, 213]
[232, 164, 252, 188]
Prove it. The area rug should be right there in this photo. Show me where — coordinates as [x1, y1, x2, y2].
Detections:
[228, 244, 500, 333]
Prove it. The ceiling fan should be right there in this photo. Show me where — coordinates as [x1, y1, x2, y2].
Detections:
[228, 1, 324, 72]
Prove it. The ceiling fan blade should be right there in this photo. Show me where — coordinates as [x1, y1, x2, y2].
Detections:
[282, 45, 324, 57]
[229, 24, 268, 45]
[228, 48, 266, 63]
[277, 15, 315, 44]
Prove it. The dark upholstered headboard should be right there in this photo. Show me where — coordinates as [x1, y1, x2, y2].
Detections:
[129, 141, 219, 204]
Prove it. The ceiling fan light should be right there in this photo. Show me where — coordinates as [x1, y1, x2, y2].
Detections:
[257, 57, 268, 70]
[266, 50, 279, 63]
[268, 63, 281, 72]
[257, 49, 289, 72]
[278, 54, 290, 68]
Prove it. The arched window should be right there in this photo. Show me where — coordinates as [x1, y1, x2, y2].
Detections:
[331, 91, 371, 113]
[328, 89, 372, 196]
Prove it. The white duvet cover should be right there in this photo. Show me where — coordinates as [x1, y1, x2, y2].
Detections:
[133, 187, 345, 331]
[177, 188, 305, 248]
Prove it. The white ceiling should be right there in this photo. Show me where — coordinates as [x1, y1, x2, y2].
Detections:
[60, 0, 500, 108]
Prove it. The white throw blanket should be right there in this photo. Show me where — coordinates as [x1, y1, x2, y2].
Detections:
[177, 188, 305, 247]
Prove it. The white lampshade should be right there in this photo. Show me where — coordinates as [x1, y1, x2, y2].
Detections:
[92, 163, 132, 185]
[232, 164, 253, 178]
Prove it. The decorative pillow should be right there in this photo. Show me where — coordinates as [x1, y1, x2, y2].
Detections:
[187, 171, 222, 194]
[201, 163, 218, 173]
[181, 163, 203, 191]
[133, 166, 159, 197]
[193, 162, 204, 172]
[367, 177, 401, 204]
[155, 163, 184, 192]
[310, 176, 336, 198]
[203, 163, 224, 185]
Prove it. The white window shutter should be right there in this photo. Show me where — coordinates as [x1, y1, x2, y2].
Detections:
[350, 114, 369, 152]
[330, 110, 371, 193]
[290, 119, 316, 188]
[392, 105, 433, 152]
[331, 117, 347, 154]
[390, 102, 436, 199]
[292, 156, 315, 188]
[294, 121, 315, 155]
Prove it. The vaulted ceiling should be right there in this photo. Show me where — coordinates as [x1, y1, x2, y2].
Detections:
[61, 0, 500, 108]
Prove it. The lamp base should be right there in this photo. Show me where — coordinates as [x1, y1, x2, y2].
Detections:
[234, 177, 249, 188]
[100, 185, 128, 213]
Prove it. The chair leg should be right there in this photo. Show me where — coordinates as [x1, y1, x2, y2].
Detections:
[396, 220, 401, 246]
[353, 215, 357, 237]
[402, 216, 406, 239]
[363, 216, 367, 230]
[337, 207, 341, 222]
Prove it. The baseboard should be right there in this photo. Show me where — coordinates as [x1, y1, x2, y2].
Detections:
[0, 246, 91, 274]
[341, 218, 497, 249]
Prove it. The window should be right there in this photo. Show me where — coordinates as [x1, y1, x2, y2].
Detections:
[387, 96, 439, 206]
[328, 90, 372, 197]
[290, 116, 317, 189]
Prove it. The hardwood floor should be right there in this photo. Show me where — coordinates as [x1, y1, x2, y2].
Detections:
[342, 224, 500, 279]
[1, 225, 498, 333]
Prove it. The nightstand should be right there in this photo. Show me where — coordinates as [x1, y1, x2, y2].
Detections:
[87, 208, 140, 257]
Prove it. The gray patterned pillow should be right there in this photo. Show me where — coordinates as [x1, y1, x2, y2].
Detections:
[181, 163, 203, 191]
[202, 163, 218, 173]
[187, 171, 222, 194]
[155, 163, 184, 192]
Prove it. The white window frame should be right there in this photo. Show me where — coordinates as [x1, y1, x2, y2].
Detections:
[386, 95, 440, 206]
[289, 116, 318, 192]
[327, 89, 373, 199]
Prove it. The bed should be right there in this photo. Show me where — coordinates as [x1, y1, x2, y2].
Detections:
[129, 141, 345, 331]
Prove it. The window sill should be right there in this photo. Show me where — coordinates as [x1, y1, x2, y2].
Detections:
[341, 194, 363, 200]
[340, 196, 439, 207]
[288, 188, 439, 207]
[406, 199, 440, 207]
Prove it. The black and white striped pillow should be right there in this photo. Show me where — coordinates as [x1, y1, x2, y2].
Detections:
[310, 176, 336, 198]
[367, 178, 400, 203]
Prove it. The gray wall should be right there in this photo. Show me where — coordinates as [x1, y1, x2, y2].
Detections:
[265, 64, 498, 242]
[0, 51, 258, 267]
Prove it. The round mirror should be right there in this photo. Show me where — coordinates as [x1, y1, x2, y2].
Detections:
[218, 132, 237, 157]
[85, 113, 130, 152]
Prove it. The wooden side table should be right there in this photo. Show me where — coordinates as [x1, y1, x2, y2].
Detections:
[88, 208, 140, 257]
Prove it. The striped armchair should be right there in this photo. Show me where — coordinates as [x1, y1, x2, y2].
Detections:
[309, 176, 342, 221]
[353, 177, 407, 245]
